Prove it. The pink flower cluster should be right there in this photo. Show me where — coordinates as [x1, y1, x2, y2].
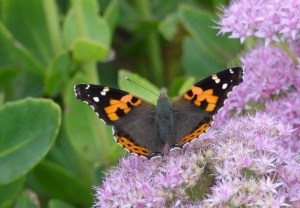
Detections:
[94, 113, 300, 207]
[218, 45, 296, 118]
[94, 143, 210, 207]
[217, 0, 300, 45]
[265, 92, 300, 150]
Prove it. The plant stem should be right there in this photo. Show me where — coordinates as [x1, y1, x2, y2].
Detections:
[43, 0, 63, 56]
[134, 0, 163, 87]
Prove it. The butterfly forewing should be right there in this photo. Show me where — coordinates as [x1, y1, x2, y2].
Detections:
[74, 84, 163, 159]
[170, 67, 244, 148]
[75, 84, 143, 124]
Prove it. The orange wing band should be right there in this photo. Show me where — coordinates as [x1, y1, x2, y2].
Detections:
[104, 94, 142, 121]
[115, 135, 151, 157]
[179, 120, 213, 145]
[184, 87, 218, 112]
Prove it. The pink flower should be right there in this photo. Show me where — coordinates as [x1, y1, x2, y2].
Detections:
[265, 92, 300, 151]
[287, 34, 300, 57]
[93, 113, 299, 207]
[218, 45, 296, 118]
[217, 0, 300, 45]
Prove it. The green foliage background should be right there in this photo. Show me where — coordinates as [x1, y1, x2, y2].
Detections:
[0, 0, 243, 207]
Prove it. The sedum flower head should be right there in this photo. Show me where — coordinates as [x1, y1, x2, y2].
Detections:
[93, 113, 299, 207]
[265, 92, 300, 151]
[218, 45, 296, 118]
[217, 0, 300, 45]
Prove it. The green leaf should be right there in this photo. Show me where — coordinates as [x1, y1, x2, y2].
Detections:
[29, 160, 93, 207]
[118, 70, 160, 104]
[63, 0, 111, 61]
[14, 190, 39, 208]
[44, 52, 70, 97]
[0, 22, 44, 100]
[158, 12, 179, 41]
[64, 74, 118, 164]
[182, 37, 223, 76]
[48, 199, 75, 208]
[0, 177, 25, 208]
[0, 98, 61, 184]
[71, 37, 109, 61]
[179, 5, 242, 67]
[153, 0, 181, 17]
[1, 0, 57, 67]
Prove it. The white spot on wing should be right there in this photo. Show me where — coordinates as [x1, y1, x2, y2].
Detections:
[85, 84, 90, 89]
[93, 97, 100, 102]
[112, 127, 116, 137]
[212, 75, 220, 83]
[229, 68, 234, 73]
[222, 83, 228, 89]
[101, 87, 110, 96]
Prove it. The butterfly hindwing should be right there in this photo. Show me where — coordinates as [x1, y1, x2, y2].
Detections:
[74, 84, 163, 159]
[113, 104, 165, 159]
[170, 67, 244, 148]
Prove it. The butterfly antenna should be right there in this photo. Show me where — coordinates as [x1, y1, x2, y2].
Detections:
[126, 77, 160, 97]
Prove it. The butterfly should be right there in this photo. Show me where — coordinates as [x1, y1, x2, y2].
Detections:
[74, 67, 244, 159]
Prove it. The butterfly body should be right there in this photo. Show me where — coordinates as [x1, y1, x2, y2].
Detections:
[74, 67, 244, 159]
[155, 95, 174, 144]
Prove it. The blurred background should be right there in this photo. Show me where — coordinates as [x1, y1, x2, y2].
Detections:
[0, 0, 243, 207]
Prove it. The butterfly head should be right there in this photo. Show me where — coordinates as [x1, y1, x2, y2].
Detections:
[157, 93, 170, 104]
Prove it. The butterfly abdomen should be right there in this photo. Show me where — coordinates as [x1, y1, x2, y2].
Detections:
[155, 95, 174, 143]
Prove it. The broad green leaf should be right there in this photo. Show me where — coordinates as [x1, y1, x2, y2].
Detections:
[63, 0, 111, 61]
[46, 129, 83, 180]
[29, 160, 93, 207]
[0, 177, 25, 208]
[118, 70, 160, 104]
[179, 5, 242, 66]
[64, 74, 118, 164]
[44, 52, 70, 97]
[0, 98, 61, 184]
[1, 0, 57, 67]
[182, 37, 222, 76]
[48, 199, 75, 208]
[71, 38, 109, 61]
[0, 22, 44, 76]
[153, 0, 181, 18]
[14, 190, 39, 208]
[0, 22, 44, 100]
[159, 12, 179, 41]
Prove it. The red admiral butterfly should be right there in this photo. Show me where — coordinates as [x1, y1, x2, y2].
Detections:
[74, 67, 244, 159]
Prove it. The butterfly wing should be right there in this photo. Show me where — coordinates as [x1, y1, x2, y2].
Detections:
[170, 67, 244, 148]
[74, 84, 164, 159]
